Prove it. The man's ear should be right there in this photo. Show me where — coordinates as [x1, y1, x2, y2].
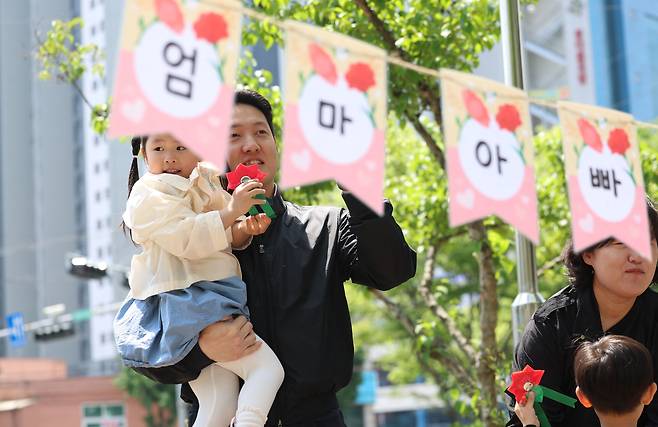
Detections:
[582, 251, 594, 267]
[642, 383, 657, 405]
[576, 386, 592, 408]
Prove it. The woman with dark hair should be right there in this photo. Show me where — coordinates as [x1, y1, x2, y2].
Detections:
[508, 199, 658, 427]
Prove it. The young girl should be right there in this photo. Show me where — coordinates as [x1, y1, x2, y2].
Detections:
[113, 134, 284, 427]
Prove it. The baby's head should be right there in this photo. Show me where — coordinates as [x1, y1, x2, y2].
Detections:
[574, 335, 656, 419]
[138, 133, 200, 178]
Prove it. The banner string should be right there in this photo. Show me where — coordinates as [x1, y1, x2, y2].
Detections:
[198, 0, 658, 132]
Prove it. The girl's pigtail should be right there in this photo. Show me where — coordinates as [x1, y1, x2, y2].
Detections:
[122, 136, 145, 242]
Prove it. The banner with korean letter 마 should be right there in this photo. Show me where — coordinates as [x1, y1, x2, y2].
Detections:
[558, 101, 652, 259]
[108, 0, 242, 168]
[441, 69, 539, 243]
[281, 21, 387, 214]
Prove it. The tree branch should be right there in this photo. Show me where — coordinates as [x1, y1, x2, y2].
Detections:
[467, 221, 499, 427]
[369, 288, 477, 394]
[354, 0, 443, 128]
[418, 244, 477, 362]
[406, 111, 446, 169]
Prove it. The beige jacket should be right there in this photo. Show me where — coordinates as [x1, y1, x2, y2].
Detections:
[123, 163, 244, 300]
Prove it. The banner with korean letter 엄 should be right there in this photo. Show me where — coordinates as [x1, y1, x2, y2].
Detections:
[108, 0, 242, 169]
[557, 101, 652, 259]
[440, 69, 539, 243]
[280, 21, 388, 214]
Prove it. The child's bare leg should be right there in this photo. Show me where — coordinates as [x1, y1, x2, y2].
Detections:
[189, 363, 239, 427]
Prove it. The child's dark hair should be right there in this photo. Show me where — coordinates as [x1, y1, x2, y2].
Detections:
[574, 335, 653, 414]
[562, 198, 658, 288]
[121, 136, 148, 239]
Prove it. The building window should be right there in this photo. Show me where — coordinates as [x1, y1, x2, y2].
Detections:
[105, 188, 111, 199]
[82, 403, 125, 427]
[97, 247, 103, 258]
[95, 192, 101, 202]
[94, 163, 100, 174]
[97, 219, 102, 230]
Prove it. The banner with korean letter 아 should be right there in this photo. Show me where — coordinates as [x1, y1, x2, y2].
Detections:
[440, 69, 539, 243]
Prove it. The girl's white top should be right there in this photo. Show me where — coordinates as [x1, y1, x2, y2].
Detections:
[122, 163, 246, 300]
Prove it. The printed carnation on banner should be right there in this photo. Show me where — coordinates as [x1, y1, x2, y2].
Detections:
[301, 43, 378, 128]
[155, 0, 184, 33]
[458, 89, 527, 165]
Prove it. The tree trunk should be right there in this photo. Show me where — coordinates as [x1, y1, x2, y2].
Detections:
[468, 221, 499, 427]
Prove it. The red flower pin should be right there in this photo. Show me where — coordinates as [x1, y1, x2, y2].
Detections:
[309, 43, 338, 85]
[508, 365, 545, 404]
[155, 0, 184, 33]
[496, 104, 522, 132]
[577, 118, 603, 152]
[345, 62, 376, 92]
[193, 12, 228, 44]
[462, 90, 489, 127]
[607, 128, 630, 155]
[226, 163, 267, 190]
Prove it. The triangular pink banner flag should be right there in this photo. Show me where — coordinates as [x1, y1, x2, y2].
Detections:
[108, 0, 242, 169]
[280, 21, 387, 215]
[558, 101, 652, 259]
[440, 69, 540, 243]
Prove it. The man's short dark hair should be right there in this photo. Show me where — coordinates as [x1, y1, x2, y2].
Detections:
[234, 89, 275, 136]
[562, 198, 658, 289]
[574, 335, 653, 414]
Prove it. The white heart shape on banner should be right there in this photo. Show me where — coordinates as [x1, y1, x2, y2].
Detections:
[122, 99, 146, 123]
[208, 116, 221, 128]
[579, 213, 594, 233]
[292, 149, 312, 171]
[457, 189, 475, 209]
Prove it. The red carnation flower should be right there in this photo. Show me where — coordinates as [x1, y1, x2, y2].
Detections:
[507, 365, 545, 405]
[462, 89, 489, 127]
[155, 0, 184, 33]
[607, 128, 630, 155]
[577, 118, 603, 152]
[226, 163, 267, 190]
[308, 43, 337, 84]
[345, 62, 376, 92]
[193, 12, 229, 44]
[496, 104, 522, 132]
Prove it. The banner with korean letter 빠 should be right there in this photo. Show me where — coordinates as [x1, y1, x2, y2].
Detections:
[440, 69, 539, 243]
[557, 101, 652, 259]
[108, 0, 242, 168]
[280, 21, 387, 215]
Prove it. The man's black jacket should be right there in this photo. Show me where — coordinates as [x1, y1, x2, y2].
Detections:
[134, 188, 417, 424]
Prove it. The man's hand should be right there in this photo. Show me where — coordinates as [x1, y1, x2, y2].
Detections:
[229, 180, 266, 216]
[198, 316, 261, 363]
[243, 213, 271, 236]
[514, 391, 541, 427]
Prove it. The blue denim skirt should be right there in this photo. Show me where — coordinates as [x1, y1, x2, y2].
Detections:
[114, 277, 249, 368]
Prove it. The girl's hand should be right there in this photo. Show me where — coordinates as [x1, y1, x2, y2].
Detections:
[228, 180, 266, 216]
[243, 213, 271, 236]
[514, 391, 541, 427]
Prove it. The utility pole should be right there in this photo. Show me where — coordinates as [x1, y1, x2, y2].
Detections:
[499, 0, 545, 347]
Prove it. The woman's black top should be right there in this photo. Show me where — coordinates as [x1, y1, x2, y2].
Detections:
[507, 284, 658, 427]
